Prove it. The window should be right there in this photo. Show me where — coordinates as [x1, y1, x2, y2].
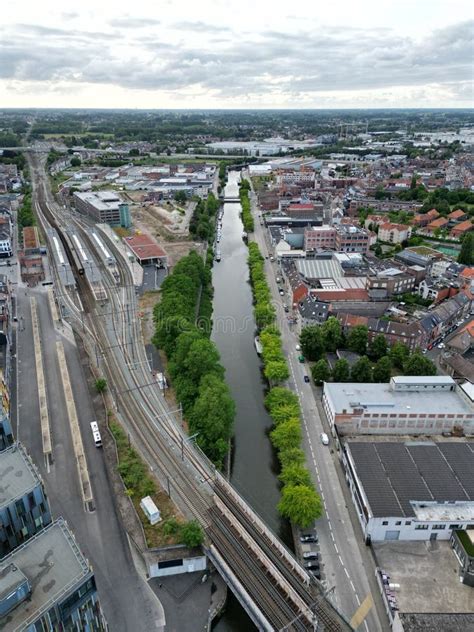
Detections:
[382, 521, 389, 526]
[415, 524, 429, 530]
[450, 524, 461, 530]
[432, 524, 446, 530]
[395, 521, 401, 526]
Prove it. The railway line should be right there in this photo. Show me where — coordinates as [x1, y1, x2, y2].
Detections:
[27, 152, 353, 632]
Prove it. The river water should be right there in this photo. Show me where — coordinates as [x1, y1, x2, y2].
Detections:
[211, 172, 290, 631]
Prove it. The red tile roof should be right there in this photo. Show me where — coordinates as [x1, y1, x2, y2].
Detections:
[124, 233, 167, 261]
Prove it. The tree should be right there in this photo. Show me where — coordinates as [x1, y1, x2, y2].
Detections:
[321, 317, 343, 352]
[403, 353, 437, 376]
[458, 233, 474, 265]
[332, 358, 350, 382]
[390, 341, 410, 369]
[180, 520, 204, 548]
[311, 359, 330, 385]
[299, 326, 325, 361]
[350, 357, 373, 382]
[265, 387, 299, 411]
[95, 378, 107, 393]
[189, 373, 235, 467]
[129, 148, 140, 156]
[174, 190, 187, 204]
[278, 447, 306, 468]
[277, 485, 323, 527]
[369, 334, 388, 360]
[270, 418, 301, 451]
[264, 360, 289, 384]
[70, 156, 81, 167]
[279, 464, 313, 487]
[347, 326, 368, 355]
[373, 356, 392, 382]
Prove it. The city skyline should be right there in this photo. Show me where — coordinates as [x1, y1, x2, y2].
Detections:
[1, 0, 473, 109]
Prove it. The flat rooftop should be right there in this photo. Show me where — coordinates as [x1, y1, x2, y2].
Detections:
[347, 440, 474, 517]
[0, 443, 40, 507]
[324, 382, 474, 416]
[124, 233, 167, 261]
[74, 190, 122, 211]
[0, 519, 90, 630]
[373, 541, 474, 615]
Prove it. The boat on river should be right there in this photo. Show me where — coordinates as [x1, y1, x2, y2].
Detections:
[254, 336, 263, 355]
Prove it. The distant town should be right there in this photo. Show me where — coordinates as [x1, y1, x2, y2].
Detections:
[0, 108, 473, 632]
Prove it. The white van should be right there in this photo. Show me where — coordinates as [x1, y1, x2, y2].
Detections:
[320, 433, 329, 446]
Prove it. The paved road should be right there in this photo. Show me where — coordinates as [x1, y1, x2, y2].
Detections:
[246, 174, 389, 632]
[16, 285, 165, 632]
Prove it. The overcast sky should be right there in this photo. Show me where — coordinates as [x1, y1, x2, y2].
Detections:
[1, 0, 473, 108]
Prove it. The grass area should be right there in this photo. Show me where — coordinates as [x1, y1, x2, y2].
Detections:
[113, 226, 132, 239]
[456, 529, 474, 557]
[408, 245, 441, 256]
[109, 419, 185, 548]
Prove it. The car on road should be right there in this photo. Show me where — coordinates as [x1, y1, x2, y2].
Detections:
[303, 552, 319, 560]
[284, 305, 289, 313]
[279, 289, 284, 296]
[295, 344, 301, 351]
[438, 343, 445, 349]
[300, 533, 318, 543]
[320, 432, 329, 446]
[298, 355, 305, 363]
[304, 375, 310, 383]
[270, 256, 275, 262]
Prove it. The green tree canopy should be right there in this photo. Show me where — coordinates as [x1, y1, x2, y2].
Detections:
[189, 373, 235, 468]
[403, 353, 437, 376]
[321, 317, 343, 352]
[270, 418, 302, 451]
[311, 358, 330, 385]
[347, 326, 368, 355]
[350, 356, 373, 382]
[70, 156, 81, 167]
[264, 360, 289, 384]
[180, 520, 204, 548]
[265, 387, 299, 411]
[373, 356, 392, 382]
[368, 334, 388, 360]
[278, 464, 313, 488]
[300, 325, 325, 361]
[332, 358, 350, 382]
[278, 447, 306, 468]
[389, 341, 410, 369]
[277, 485, 323, 527]
[458, 233, 474, 265]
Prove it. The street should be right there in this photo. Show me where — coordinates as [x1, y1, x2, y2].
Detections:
[248, 178, 390, 632]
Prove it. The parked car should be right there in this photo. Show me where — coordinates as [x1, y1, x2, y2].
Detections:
[303, 552, 319, 560]
[279, 289, 284, 296]
[300, 533, 318, 543]
[310, 568, 321, 579]
[284, 305, 289, 313]
[295, 344, 301, 351]
[304, 375, 310, 383]
[320, 432, 329, 446]
[304, 562, 320, 570]
[298, 355, 305, 363]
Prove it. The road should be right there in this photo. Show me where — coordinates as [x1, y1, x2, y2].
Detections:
[246, 173, 390, 632]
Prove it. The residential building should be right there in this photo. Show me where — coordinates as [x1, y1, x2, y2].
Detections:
[322, 376, 474, 436]
[426, 217, 449, 234]
[73, 190, 130, 226]
[451, 220, 474, 239]
[366, 268, 415, 297]
[298, 296, 330, 325]
[342, 438, 474, 542]
[0, 443, 52, 557]
[0, 518, 106, 631]
[448, 209, 468, 223]
[417, 279, 456, 303]
[0, 230, 12, 258]
[378, 223, 411, 244]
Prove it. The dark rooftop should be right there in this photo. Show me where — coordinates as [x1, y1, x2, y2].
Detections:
[396, 613, 474, 632]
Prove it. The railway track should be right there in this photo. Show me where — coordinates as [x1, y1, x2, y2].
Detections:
[28, 152, 353, 632]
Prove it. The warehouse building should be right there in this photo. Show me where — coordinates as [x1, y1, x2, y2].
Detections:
[322, 376, 474, 436]
[0, 443, 52, 557]
[342, 438, 474, 542]
[0, 518, 106, 630]
[73, 190, 130, 226]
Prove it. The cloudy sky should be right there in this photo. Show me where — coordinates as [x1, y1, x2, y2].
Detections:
[1, 0, 473, 108]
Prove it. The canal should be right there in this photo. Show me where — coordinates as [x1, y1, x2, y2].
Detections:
[211, 171, 290, 631]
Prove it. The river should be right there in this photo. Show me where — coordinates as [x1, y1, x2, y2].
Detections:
[211, 171, 291, 631]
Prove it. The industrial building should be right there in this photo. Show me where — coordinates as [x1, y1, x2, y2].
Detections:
[0, 443, 52, 557]
[0, 518, 106, 631]
[123, 233, 168, 268]
[73, 190, 131, 226]
[341, 438, 474, 542]
[322, 376, 474, 435]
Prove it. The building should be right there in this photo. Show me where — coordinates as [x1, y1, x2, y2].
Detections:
[451, 529, 474, 586]
[0, 443, 52, 557]
[448, 209, 468, 223]
[342, 438, 474, 542]
[451, 220, 474, 239]
[378, 223, 412, 244]
[0, 229, 12, 258]
[22, 226, 40, 255]
[304, 226, 336, 251]
[393, 613, 474, 632]
[366, 268, 416, 297]
[298, 296, 330, 325]
[322, 376, 474, 436]
[334, 224, 370, 253]
[0, 518, 106, 631]
[426, 217, 449, 234]
[123, 233, 168, 268]
[73, 190, 130, 226]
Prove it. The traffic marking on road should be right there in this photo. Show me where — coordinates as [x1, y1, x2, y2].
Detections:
[350, 593, 373, 629]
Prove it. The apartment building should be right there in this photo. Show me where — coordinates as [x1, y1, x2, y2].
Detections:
[378, 222, 412, 244]
[304, 226, 336, 251]
[335, 224, 370, 253]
